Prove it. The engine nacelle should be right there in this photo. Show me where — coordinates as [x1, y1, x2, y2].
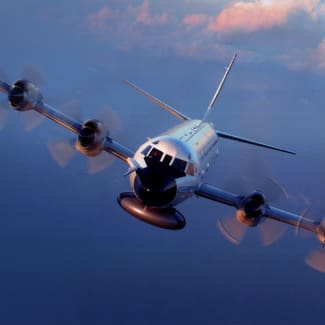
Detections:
[236, 191, 266, 227]
[316, 220, 325, 244]
[8, 80, 42, 111]
[118, 192, 186, 230]
[75, 119, 108, 157]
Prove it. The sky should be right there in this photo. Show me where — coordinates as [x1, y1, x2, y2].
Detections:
[1, 0, 325, 324]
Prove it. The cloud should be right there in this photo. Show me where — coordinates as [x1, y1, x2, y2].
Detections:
[83, 0, 325, 75]
[207, 0, 323, 33]
[87, 6, 113, 30]
[278, 37, 325, 73]
[136, 0, 168, 25]
[174, 40, 227, 61]
[85, 2, 175, 56]
[86, 1, 168, 31]
[183, 14, 209, 27]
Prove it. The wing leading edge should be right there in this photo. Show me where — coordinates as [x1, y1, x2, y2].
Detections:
[34, 101, 134, 163]
[195, 182, 320, 235]
[0, 79, 134, 163]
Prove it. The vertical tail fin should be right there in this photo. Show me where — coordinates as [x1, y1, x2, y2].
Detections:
[201, 53, 237, 122]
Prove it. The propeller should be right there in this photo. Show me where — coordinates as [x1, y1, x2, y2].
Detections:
[294, 199, 313, 239]
[0, 65, 46, 130]
[305, 245, 325, 273]
[217, 175, 288, 246]
[216, 149, 289, 246]
[295, 207, 325, 272]
[304, 216, 325, 273]
[47, 103, 121, 174]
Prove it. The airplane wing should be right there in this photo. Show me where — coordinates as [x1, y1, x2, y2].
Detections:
[195, 182, 321, 236]
[103, 136, 134, 162]
[0, 79, 134, 163]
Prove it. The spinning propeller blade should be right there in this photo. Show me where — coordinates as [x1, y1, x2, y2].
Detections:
[47, 103, 120, 174]
[21, 65, 47, 85]
[48, 139, 75, 167]
[22, 110, 45, 131]
[217, 161, 288, 246]
[88, 152, 114, 174]
[303, 216, 325, 273]
[98, 107, 122, 134]
[60, 100, 83, 122]
[217, 216, 246, 245]
[258, 217, 288, 246]
[0, 65, 47, 130]
[305, 246, 325, 273]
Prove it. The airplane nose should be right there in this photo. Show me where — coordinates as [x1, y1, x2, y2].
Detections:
[134, 166, 177, 207]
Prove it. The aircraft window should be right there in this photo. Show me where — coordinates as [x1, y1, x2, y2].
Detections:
[148, 148, 163, 161]
[186, 163, 195, 176]
[141, 145, 151, 156]
[162, 154, 172, 166]
[172, 158, 187, 172]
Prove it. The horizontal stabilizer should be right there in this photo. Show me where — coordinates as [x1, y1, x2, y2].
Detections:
[123, 79, 190, 121]
[217, 130, 296, 155]
[202, 53, 237, 122]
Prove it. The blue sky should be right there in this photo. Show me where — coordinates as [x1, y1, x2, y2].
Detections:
[1, 1, 325, 324]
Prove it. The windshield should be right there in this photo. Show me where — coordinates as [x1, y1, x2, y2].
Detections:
[172, 158, 186, 172]
[144, 147, 192, 177]
[148, 148, 163, 161]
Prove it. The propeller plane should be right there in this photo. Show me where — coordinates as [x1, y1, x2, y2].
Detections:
[1, 54, 324, 271]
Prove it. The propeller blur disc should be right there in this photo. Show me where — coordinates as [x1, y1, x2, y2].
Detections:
[22, 110, 45, 131]
[48, 139, 75, 167]
[217, 216, 246, 245]
[218, 173, 288, 246]
[305, 248, 325, 273]
[61, 100, 83, 122]
[98, 106, 122, 134]
[21, 65, 46, 85]
[259, 217, 288, 246]
[88, 152, 114, 174]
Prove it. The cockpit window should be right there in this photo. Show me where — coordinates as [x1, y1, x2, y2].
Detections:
[141, 145, 151, 156]
[186, 163, 195, 176]
[148, 148, 163, 161]
[162, 154, 172, 166]
[172, 158, 187, 172]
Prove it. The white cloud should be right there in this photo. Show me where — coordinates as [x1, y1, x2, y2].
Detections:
[83, 0, 325, 74]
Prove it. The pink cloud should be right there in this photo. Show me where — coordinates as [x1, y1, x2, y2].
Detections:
[277, 38, 325, 74]
[315, 38, 325, 69]
[84, 1, 325, 75]
[87, 6, 112, 30]
[136, 0, 168, 25]
[207, 0, 320, 33]
[175, 41, 226, 61]
[183, 14, 209, 27]
[293, 38, 325, 71]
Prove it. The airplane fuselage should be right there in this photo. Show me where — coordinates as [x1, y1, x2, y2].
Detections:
[130, 119, 218, 207]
